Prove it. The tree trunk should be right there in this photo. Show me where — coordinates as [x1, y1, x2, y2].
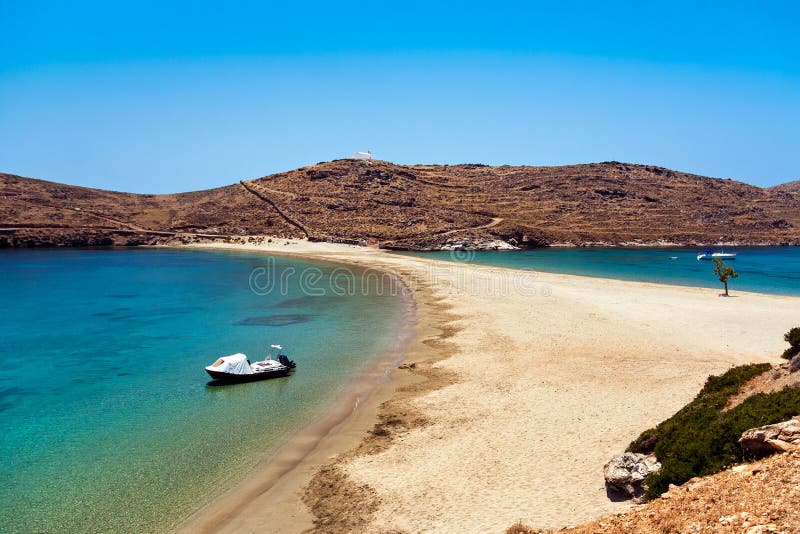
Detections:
[724, 280, 729, 296]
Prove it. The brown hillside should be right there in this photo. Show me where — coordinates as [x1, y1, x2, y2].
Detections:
[0, 174, 298, 246]
[770, 179, 800, 195]
[2, 160, 799, 248]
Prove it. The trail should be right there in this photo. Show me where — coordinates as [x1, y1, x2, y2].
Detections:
[10, 199, 228, 238]
[438, 217, 503, 237]
[16, 198, 148, 231]
[238, 181, 310, 238]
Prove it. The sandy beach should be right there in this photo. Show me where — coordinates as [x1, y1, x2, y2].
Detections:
[177, 239, 800, 533]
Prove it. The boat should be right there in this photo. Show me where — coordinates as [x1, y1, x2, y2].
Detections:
[697, 235, 737, 261]
[205, 344, 296, 383]
[696, 250, 737, 261]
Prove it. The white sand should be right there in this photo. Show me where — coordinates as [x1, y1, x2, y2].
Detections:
[180, 239, 800, 532]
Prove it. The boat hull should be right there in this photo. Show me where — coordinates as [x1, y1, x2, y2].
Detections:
[206, 367, 291, 383]
[697, 254, 737, 261]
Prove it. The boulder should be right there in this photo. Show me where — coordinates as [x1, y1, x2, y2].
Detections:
[603, 452, 661, 499]
[739, 417, 800, 457]
[439, 238, 517, 251]
[790, 353, 800, 373]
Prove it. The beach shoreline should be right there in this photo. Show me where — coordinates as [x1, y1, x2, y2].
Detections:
[173, 242, 425, 533]
[173, 239, 800, 533]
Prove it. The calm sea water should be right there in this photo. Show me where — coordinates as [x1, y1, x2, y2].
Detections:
[0, 248, 411, 533]
[400, 247, 800, 296]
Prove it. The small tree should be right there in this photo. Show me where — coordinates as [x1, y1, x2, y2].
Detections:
[783, 327, 800, 360]
[712, 258, 738, 296]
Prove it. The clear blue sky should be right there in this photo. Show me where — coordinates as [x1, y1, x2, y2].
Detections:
[1, 1, 798, 193]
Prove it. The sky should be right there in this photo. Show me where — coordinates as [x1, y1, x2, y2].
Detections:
[0, 1, 798, 193]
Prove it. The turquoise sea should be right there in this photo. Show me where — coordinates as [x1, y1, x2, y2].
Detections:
[401, 247, 800, 296]
[0, 248, 412, 533]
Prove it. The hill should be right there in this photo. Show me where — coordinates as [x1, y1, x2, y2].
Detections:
[770, 179, 800, 195]
[2, 160, 799, 248]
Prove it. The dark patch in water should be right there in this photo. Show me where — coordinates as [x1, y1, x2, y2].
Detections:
[91, 306, 134, 318]
[0, 386, 28, 411]
[275, 295, 346, 310]
[234, 314, 315, 327]
[152, 306, 192, 316]
[117, 372, 130, 377]
[98, 314, 137, 322]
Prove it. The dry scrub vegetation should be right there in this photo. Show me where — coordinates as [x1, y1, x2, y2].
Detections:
[4, 159, 800, 248]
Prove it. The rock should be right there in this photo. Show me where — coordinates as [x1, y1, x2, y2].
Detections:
[766, 439, 796, 453]
[603, 452, 661, 499]
[687, 480, 707, 491]
[790, 353, 800, 373]
[739, 417, 800, 457]
[439, 238, 517, 251]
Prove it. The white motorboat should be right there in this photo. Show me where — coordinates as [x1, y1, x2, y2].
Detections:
[205, 344, 296, 383]
[696, 250, 737, 261]
[697, 234, 737, 261]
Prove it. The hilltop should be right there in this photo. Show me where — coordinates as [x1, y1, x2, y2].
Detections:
[770, 179, 800, 194]
[2, 160, 799, 248]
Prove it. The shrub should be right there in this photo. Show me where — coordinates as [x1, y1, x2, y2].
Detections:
[625, 363, 800, 499]
[627, 363, 769, 456]
[782, 327, 800, 360]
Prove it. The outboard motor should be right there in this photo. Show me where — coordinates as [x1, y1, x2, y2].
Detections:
[278, 354, 296, 369]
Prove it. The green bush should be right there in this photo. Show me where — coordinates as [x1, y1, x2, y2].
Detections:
[626, 363, 800, 499]
[626, 363, 769, 455]
[782, 326, 800, 359]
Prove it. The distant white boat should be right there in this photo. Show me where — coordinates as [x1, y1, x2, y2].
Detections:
[698, 228, 738, 261]
[697, 251, 737, 261]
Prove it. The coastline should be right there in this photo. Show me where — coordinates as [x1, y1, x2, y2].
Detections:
[174, 239, 800, 533]
[396, 247, 800, 298]
[173, 242, 423, 533]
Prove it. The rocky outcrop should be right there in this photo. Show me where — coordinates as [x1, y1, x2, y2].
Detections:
[791, 354, 800, 373]
[513, 451, 800, 534]
[439, 238, 516, 251]
[603, 452, 661, 499]
[739, 417, 800, 457]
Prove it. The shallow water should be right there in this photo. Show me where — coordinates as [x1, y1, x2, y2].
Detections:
[0, 248, 411, 533]
[399, 247, 800, 296]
